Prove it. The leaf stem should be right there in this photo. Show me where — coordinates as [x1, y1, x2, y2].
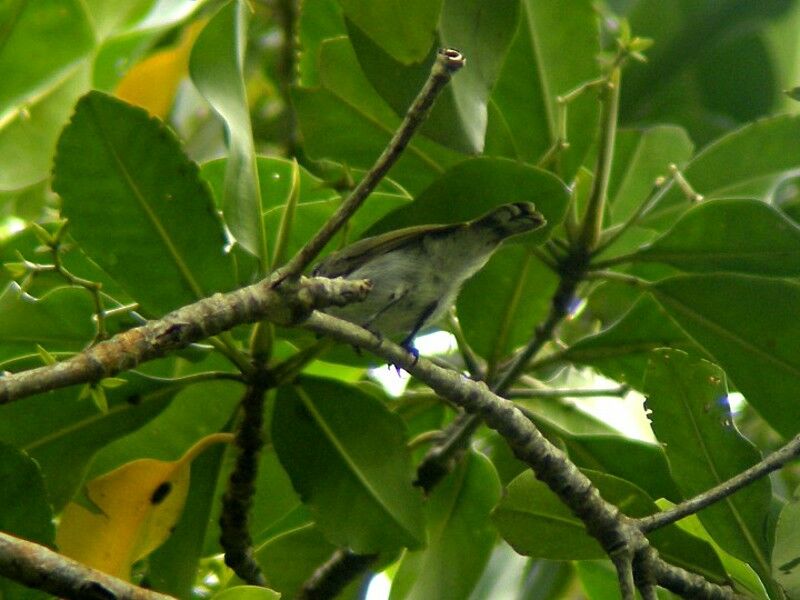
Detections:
[577, 67, 621, 251]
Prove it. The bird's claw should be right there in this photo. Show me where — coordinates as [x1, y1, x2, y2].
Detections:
[387, 342, 419, 375]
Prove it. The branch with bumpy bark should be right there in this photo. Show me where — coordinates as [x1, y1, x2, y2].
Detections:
[0, 276, 371, 405]
[0, 531, 174, 600]
[303, 312, 743, 600]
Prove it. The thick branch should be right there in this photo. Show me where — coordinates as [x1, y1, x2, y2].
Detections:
[271, 48, 465, 283]
[0, 277, 371, 404]
[0, 531, 173, 600]
[220, 383, 270, 585]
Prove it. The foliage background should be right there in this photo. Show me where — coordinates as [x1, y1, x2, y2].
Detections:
[3, 0, 800, 598]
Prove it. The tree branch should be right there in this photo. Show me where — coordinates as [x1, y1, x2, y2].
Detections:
[303, 312, 741, 599]
[638, 432, 800, 533]
[0, 531, 174, 600]
[0, 276, 371, 405]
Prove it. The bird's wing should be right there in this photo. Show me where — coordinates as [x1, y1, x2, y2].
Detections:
[312, 222, 465, 278]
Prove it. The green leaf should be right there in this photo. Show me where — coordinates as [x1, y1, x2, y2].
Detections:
[558, 433, 680, 503]
[634, 199, 800, 276]
[52, 91, 235, 317]
[437, 0, 519, 154]
[0, 365, 178, 509]
[0, 442, 55, 600]
[485, 0, 600, 177]
[0, 286, 95, 364]
[338, 0, 442, 64]
[87, 377, 241, 478]
[646, 114, 800, 228]
[365, 157, 569, 244]
[0, 63, 92, 191]
[773, 484, 800, 597]
[390, 452, 501, 600]
[348, 0, 519, 154]
[561, 295, 699, 389]
[492, 469, 727, 582]
[273, 377, 425, 553]
[607, 126, 694, 223]
[650, 274, 800, 437]
[0, 0, 93, 115]
[296, 0, 348, 87]
[254, 521, 351, 597]
[621, 0, 790, 145]
[644, 350, 775, 587]
[292, 37, 463, 194]
[458, 247, 557, 368]
[213, 586, 281, 600]
[190, 0, 266, 264]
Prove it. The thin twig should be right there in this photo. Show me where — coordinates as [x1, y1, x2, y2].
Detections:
[638, 433, 800, 533]
[270, 48, 465, 285]
[507, 384, 629, 399]
[577, 68, 621, 251]
[611, 551, 636, 600]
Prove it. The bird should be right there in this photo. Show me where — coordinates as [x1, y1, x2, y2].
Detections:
[312, 202, 546, 358]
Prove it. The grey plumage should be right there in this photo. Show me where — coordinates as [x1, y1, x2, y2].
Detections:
[313, 202, 546, 347]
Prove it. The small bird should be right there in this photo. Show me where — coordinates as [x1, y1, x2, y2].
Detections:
[313, 202, 546, 355]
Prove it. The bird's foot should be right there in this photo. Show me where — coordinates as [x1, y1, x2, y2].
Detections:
[388, 341, 419, 375]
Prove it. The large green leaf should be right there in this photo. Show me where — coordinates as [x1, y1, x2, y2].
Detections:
[644, 350, 775, 589]
[338, 0, 442, 64]
[560, 295, 699, 389]
[366, 157, 569, 243]
[485, 0, 600, 177]
[348, 0, 519, 154]
[0, 442, 55, 600]
[254, 519, 359, 597]
[0, 63, 92, 191]
[390, 452, 501, 600]
[645, 114, 800, 228]
[0, 286, 95, 364]
[292, 37, 464, 194]
[296, 0, 348, 87]
[492, 469, 727, 583]
[650, 274, 800, 437]
[53, 91, 235, 317]
[773, 484, 800, 598]
[621, 0, 790, 145]
[557, 433, 680, 503]
[458, 247, 557, 369]
[190, 0, 266, 264]
[0, 364, 178, 509]
[272, 377, 425, 553]
[633, 199, 800, 276]
[0, 0, 93, 116]
[606, 126, 694, 224]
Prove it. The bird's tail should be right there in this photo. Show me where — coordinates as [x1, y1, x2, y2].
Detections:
[469, 202, 546, 241]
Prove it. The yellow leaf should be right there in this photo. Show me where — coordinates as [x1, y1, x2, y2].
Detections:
[57, 432, 233, 579]
[115, 19, 205, 118]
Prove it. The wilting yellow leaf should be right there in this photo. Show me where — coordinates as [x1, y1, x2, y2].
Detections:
[57, 433, 232, 579]
[115, 19, 205, 118]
